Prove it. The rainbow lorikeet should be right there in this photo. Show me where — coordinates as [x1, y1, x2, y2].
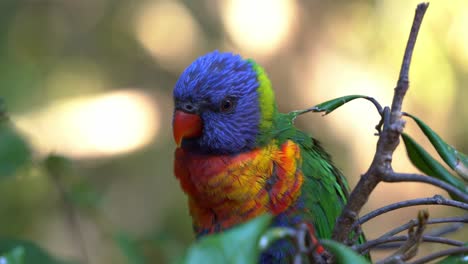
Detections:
[173, 51, 351, 263]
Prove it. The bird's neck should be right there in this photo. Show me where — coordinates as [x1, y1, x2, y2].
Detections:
[174, 140, 304, 236]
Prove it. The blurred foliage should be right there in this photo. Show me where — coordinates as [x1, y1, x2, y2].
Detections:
[0, 0, 466, 263]
[0, 240, 69, 264]
[182, 214, 272, 264]
[114, 233, 146, 264]
[0, 246, 24, 264]
[0, 122, 30, 178]
[0, 99, 30, 178]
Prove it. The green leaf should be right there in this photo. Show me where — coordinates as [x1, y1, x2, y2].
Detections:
[320, 239, 370, 264]
[0, 123, 31, 178]
[291, 95, 379, 118]
[0, 239, 71, 264]
[182, 214, 273, 264]
[312, 95, 371, 115]
[0, 246, 25, 264]
[401, 133, 466, 199]
[405, 113, 468, 180]
[114, 233, 146, 264]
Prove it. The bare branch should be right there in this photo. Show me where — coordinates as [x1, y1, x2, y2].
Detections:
[410, 246, 468, 264]
[392, 2, 430, 117]
[366, 96, 384, 116]
[355, 196, 468, 229]
[356, 211, 465, 262]
[425, 222, 465, 237]
[377, 210, 429, 263]
[355, 235, 464, 254]
[368, 222, 465, 251]
[384, 172, 468, 202]
[412, 235, 463, 247]
[332, 3, 430, 242]
[380, 215, 468, 239]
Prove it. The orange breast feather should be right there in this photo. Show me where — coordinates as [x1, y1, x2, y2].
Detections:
[174, 140, 304, 234]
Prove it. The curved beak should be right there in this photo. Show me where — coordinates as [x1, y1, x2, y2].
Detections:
[172, 110, 202, 146]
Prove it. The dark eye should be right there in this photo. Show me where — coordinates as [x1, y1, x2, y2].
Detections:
[220, 97, 236, 113]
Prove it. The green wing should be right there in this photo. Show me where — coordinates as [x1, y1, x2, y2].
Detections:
[272, 112, 350, 239]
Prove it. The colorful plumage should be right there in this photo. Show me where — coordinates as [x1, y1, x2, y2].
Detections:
[173, 51, 351, 263]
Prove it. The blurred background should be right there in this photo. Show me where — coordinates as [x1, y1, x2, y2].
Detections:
[0, 0, 466, 263]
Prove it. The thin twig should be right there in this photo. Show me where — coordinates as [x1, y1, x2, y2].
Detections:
[410, 246, 468, 264]
[355, 196, 468, 229]
[383, 172, 468, 202]
[394, 2, 429, 101]
[371, 242, 408, 250]
[48, 167, 89, 263]
[332, 3, 430, 242]
[379, 210, 429, 262]
[390, 2, 429, 123]
[363, 96, 385, 135]
[426, 222, 465, 237]
[380, 216, 468, 239]
[371, 221, 465, 251]
[374, 118, 385, 136]
[366, 96, 384, 115]
[355, 235, 464, 253]
[393, 209, 429, 261]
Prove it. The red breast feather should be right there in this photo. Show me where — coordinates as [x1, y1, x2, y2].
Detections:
[174, 140, 304, 235]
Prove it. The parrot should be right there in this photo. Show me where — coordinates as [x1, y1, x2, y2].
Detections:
[172, 51, 352, 263]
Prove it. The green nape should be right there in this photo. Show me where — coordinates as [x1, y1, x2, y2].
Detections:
[247, 59, 277, 146]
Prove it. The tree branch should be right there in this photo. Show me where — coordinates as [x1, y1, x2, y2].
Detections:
[383, 172, 468, 202]
[355, 196, 468, 228]
[332, 2, 430, 243]
[377, 210, 429, 263]
[380, 215, 468, 239]
[410, 246, 468, 264]
[365, 219, 466, 251]
[355, 235, 464, 254]
[425, 222, 465, 237]
[392, 2, 429, 116]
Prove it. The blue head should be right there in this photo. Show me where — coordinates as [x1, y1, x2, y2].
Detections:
[173, 51, 276, 154]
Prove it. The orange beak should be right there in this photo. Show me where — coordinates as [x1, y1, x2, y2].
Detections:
[172, 110, 203, 146]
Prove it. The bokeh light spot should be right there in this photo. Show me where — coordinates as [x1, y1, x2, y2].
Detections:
[135, 1, 201, 69]
[15, 90, 159, 158]
[223, 0, 297, 56]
